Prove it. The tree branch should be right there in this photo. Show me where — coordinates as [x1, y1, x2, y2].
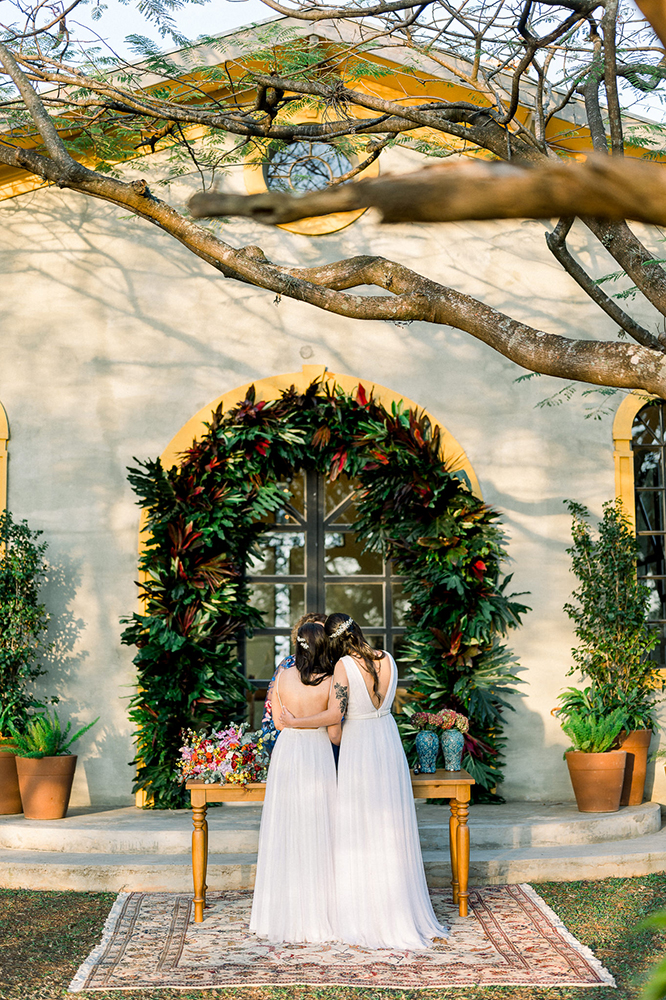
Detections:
[188, 155, 666, 228]
[545, 217, 663, 350]
[602, 0, 624, 156]
[0, 40, 83, 179]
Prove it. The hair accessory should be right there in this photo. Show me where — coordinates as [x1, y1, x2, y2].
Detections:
[330, 618, 354, 639]
[297, 636, 309, 650]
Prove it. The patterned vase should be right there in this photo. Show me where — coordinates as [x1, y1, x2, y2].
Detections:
[441, 728, 465, 771]
[415, 731, 439, 773]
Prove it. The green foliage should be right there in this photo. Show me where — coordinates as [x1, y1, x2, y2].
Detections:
[563, 499, 661, 730]
[9, 709, 98, 759]
[561, 708, 627, 753]
[641, 911, 666, 1000]
[0, 512, 53, 734]
[557, 684, 656, 733]
[122, 380, 527, 806]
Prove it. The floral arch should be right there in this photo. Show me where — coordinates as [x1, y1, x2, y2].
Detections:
[122, 368, 525, 808]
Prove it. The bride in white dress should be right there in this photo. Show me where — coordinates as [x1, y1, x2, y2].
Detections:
[250, 621, 338, 943]
[280, 613, 446, 950]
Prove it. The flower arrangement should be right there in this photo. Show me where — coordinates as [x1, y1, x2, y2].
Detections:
[412, 710, 470, 733]
[177, 724, 270, 785]
[411, 712, 443, 732]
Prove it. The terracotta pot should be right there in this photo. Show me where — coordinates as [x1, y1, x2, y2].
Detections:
[0, 751, 22, 814]
[15, 755, 77, 820]
[565, 750, 627, 813]
[617, 729, 652, 807]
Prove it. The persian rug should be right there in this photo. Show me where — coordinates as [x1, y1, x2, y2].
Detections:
[69, 884, 615, 991]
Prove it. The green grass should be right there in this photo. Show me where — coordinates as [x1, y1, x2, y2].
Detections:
[0, 876, 665, 999]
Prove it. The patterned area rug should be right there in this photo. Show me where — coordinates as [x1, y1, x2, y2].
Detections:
[69, 885, 615, 991]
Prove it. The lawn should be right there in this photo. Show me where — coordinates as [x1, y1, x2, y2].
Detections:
[0, 875, 664, 1000]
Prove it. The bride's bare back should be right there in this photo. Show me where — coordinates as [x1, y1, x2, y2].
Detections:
[344, 651, 391, 709]
[270, 666, 332, 728]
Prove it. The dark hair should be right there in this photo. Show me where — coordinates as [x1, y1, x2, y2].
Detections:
[324, 613, 383, 702]
[294, 622, 332, 685]
[290, 612, 326, 647]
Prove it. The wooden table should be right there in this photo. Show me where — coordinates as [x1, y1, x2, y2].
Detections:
[186, 768, 475, 923]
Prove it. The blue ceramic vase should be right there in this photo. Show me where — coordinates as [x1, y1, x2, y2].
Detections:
[414, 731, 439, 773]
[441, 728, 465, 771]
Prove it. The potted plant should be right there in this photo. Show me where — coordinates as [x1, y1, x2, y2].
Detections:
[561, 708, 627, 812]
[562, 500, 662, 805]
[10, 710, 98, 819]
[0, 511, 55, 815]
[0, 736, 21, 815]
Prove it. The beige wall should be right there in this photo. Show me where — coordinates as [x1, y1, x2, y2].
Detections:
[2, 144, 664, 806]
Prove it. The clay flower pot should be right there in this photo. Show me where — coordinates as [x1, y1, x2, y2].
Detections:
[565, 750, 627, 812]
[0, 751, 22, 814]
[15, 755, 77, 820]
[617, 729, 652, 807]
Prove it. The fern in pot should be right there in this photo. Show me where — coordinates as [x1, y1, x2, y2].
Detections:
[10, 710, 98, 820]
[561, 708, 627, 812]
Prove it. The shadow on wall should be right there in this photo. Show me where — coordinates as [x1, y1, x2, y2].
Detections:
[38, 552, 88, 705]
[83, 727, 135, 807]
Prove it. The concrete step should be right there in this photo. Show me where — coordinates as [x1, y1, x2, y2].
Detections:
[3, 825, 666, 892]
[0, 801, 659, 854]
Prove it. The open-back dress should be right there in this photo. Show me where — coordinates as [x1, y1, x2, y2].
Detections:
[335, 652, 447, 950]
[249, 670, 337, 943]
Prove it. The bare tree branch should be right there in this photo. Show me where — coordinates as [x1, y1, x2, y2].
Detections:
[0, 40, 82, 176]
[188, 155, 666, 228]
[602, 0, 624, 155]
[545, 217, 663, 349]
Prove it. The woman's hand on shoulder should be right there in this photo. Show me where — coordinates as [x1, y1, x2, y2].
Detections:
[279, 706, 295, 728]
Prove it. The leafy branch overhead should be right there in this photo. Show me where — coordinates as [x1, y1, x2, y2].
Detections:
[121, 379, 527, 806]
[2, 0, 666, 393]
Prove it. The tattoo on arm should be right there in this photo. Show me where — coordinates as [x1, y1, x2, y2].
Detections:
[334, 682, 348, 717]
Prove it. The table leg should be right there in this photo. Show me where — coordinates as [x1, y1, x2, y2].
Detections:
[192, 802, 208, 923]
[449, 800, 459, 905]
[456, 799, 470, 917]
[203, 815, 209, 895]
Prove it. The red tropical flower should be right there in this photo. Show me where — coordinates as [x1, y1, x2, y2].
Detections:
[471, 559, 487, 580]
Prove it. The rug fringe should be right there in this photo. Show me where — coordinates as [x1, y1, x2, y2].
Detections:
[68, 892, 131, 993]
[520, 883, 616, 988]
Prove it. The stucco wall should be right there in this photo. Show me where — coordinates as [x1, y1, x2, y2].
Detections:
[1, 144, 664, 806]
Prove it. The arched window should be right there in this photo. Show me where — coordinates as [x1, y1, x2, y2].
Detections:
[244, 469, 407, 682]
[632, 399, 666, 664]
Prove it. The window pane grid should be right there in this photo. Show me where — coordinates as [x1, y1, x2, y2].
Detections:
[633, 401, 666, 667]
[244, 470, 407, 684]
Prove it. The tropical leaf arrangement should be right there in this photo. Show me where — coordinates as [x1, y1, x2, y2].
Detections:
[9, 709, 98, 759]
[121, 378, 528, 807]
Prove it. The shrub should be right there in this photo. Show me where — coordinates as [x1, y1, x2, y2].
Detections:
[563, 499, 661, 729]
[0, 512, 53, 734]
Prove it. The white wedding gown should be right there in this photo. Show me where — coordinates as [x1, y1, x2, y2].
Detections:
[335, 653, 447, 950]
[250, 672, 337, 943]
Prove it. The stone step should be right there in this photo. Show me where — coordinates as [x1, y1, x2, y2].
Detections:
[0, 801, 658, 854]
[3, 826, 666, 892]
